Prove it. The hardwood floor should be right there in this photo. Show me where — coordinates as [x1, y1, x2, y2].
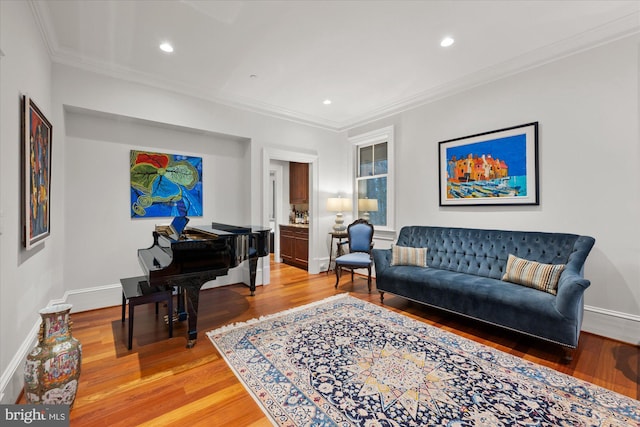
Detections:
[20, 258, 639, 426]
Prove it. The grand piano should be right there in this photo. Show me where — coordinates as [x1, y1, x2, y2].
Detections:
[138, 220, 270, 348]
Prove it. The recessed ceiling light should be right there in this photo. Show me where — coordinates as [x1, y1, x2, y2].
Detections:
[323, 99, 332, 105]
[159, 42, 174, 53]
[440, 37, 455, 47]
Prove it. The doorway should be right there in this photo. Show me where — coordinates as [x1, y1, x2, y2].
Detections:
[263, 148, 319, 274]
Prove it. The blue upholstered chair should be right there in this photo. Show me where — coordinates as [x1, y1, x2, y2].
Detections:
[335, 219, 374, 292]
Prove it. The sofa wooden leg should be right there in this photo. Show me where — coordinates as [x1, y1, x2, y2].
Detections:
[379, 291, 385, 303]
[562, 347, 576, 364]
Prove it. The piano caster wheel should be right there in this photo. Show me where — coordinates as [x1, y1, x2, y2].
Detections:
[250, 291, 255, 296]
[186, 339, 197, 348]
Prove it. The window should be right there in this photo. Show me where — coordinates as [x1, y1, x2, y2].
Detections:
[350, 126, 394, 231]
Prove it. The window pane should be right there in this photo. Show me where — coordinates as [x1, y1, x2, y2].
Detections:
[359, 146, 373, 176]
[357, 177, 387, 226]
[374, 143, 388, 175]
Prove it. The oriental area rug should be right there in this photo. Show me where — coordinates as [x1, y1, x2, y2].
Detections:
[207, 294, 640, 426]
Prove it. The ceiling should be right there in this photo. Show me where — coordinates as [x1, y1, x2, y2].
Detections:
[31, 0, 640, 131]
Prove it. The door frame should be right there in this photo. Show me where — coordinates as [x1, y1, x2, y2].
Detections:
[263, 147, 319, 274]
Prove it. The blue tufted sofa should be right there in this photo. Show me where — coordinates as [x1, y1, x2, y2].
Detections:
[372, 226, 595, 350]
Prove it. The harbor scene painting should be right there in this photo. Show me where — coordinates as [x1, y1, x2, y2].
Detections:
[439, 122, 538, 206]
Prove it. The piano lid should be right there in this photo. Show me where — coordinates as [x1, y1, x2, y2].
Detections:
[187, 223, 270, 237]
[211, 222, 270, 233]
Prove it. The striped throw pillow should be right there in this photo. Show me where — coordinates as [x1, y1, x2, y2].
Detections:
[390, 245, 428, 267]
[502, 254, 565, 295]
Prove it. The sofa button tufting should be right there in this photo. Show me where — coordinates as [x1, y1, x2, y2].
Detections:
[376, 225, 595, 350]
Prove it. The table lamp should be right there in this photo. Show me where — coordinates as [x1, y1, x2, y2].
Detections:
[358, 198, 378, 222]
[327, 197, 352, 232]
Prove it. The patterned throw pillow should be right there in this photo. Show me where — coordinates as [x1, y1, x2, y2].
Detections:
[390, 245, 428, 267]
[502, 254, 565, 295]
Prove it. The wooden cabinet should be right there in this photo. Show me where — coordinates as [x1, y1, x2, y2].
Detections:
[289, 162, 309, 204]
[280, 228, 294, 264]
[280, 225, 308, 270]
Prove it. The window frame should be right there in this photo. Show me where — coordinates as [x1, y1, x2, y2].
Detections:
[349, 125, 394, 234]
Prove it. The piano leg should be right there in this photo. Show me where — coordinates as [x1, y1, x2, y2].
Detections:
[176, 288, 188, 322]
[248, 255, 258, 296]
[165, 268, 232, 348]
[183, 282, 202, 348]
[170, 279, 203, 348]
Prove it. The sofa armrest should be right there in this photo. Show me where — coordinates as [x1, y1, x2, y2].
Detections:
[554, 272, 591, 320]
[372, 248, 391, 275]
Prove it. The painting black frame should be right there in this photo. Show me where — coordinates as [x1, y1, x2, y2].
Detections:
[22, 95, 53, 249]
[438, 122, 539, 206]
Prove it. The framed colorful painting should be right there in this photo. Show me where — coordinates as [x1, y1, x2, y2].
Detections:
[130, 150, 203, 218]
[22, 95, 53, 249]
[438, 122, 539, 206]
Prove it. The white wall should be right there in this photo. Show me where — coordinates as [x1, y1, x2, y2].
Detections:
[51, 65, 348, 284]
[0, 1, 63, 403]
[350, 34, 640, 344]
[0, 6, 347, 403]
[3, 0, 638, 405]
[62, 108, 251, 295]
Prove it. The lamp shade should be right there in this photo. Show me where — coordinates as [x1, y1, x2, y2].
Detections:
[327, 197, 352, 212]
[358, 198, 378, 212]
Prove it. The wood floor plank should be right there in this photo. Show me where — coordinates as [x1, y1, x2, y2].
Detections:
[17, 257, 639, 425]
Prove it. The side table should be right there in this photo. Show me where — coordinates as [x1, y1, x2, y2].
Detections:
[327, 231, 348, 273]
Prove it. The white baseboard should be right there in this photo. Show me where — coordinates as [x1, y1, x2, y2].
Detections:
[582, 305, 640, 345]
[0, 259, 268, 404]
[0, 322, 39, 404]
[2, 279, 636, 404]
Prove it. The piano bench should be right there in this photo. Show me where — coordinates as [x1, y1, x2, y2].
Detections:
[120, 276, 174, 350]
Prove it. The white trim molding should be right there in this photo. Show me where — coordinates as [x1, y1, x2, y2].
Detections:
[2, 285, 636, 403]
[0, 259, 268, 403]
[349, 125, 395, 236]
[262, 147, 320, 274]
[30, 1, 640, 132]
[582, 305, 640, 345]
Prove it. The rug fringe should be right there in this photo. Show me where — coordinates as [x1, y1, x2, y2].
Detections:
[206, 293, 352, 337]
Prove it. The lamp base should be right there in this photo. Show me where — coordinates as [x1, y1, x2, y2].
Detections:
[333, 212, 346, 232]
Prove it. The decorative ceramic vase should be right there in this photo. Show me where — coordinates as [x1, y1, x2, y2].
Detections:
[24, 303, 82, 407]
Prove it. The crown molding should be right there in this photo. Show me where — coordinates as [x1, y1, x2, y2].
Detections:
[29, 0, 59, 57]
[341, 9, 640, 131]
[50, 47, 344, 131]
[30, 1, 640, 133]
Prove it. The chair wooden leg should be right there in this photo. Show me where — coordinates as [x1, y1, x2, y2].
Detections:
[335, 265, 341, 288]
[367, 266, 371, 293]
[379, 291, 385, 303]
